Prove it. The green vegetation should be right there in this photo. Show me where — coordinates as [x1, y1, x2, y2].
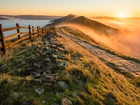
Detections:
[56, 35, 140, 105]
[62, 26, 140, 64]
[0, 29, 140, 105]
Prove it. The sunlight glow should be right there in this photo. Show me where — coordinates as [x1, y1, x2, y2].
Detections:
[117, 11, 128, 18]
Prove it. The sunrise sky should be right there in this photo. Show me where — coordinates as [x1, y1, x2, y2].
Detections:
[0, 0, 140, 17]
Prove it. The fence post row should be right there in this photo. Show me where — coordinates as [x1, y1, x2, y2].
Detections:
[0, 23, 48, 55]
[0, 24, 6, 54]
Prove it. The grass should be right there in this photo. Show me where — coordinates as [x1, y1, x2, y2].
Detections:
[0, 36, 61, 105]
[0, 29, 140, 105]
[56, 35, 140, 105]
[62, 26, 140, 64]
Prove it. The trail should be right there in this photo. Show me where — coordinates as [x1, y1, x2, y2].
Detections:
[58, 27, 140, 77]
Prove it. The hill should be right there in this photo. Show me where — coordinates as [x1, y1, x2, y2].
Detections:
[0, 27, 139, 105]
[46, 14, 77, 27]
[66, 16, 118, 35]
[52, 14, 77, 24]
[0, 15, 61, 20]
[51, 15, 119, 36]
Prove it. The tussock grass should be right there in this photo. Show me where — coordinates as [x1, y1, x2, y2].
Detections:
[56, 34, 140, 105]
[0, 29, 140, 105]
[62, 26, 140, 64]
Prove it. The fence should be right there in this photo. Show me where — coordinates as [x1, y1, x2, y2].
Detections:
[0, 23, 48, 54]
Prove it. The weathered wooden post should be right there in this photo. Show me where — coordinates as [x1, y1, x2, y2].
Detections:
[42, 27, 43, 35]
[32, 26, 34, 36]
[0, 24, 6, 54]
[37, 26, 39, 36]
[29, 25, 31, 40]
[16, 23, 20, 39]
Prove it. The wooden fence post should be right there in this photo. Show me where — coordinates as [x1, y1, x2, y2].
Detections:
[29, 25, 31, 40]
[32, 26, 34, 36]
[0, 24, 6, 54]
[37, 26, 39, 36]
[16, 23, 20, 39]
[41, 28, 43, 35]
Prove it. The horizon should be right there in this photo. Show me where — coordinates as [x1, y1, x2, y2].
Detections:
[0, 0, 140, 18]
[1, 14, 140, 19]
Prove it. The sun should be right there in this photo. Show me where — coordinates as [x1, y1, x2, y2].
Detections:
[116, 11, 128, 19]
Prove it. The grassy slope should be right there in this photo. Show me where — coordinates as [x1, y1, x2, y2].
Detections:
[62, 26, 140, 64]
[56, 33, 140, 105]
[0, 29, 140, 105]
[65, 16, 119, 36]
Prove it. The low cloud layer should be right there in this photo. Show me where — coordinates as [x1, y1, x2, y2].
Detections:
[58, 19, 140, 59]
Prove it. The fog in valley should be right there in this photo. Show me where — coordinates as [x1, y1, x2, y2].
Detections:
[59, 18, 140, 59]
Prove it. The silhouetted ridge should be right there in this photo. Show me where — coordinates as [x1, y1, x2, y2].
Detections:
[66, 16, 119, 35]
[45, 14, 77, 27]
[54, 14, 76, 23]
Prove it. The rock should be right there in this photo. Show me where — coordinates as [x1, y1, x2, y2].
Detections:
[36, 48, 43, 55]
[46, 50, 53, 55]
[57, 81, 68, 89]
[73, 92, 78, 97]
[56, 44, 64, 48]
[20, 61, 26, 65]
[15, 59, 22, 64]
[31, 79, 42, 85]
[30, 44, 37, 50]
[35, 87, 45, 95]
[43, 83, 52, 86]
[58, 62, 68, 69]
[56, 91, 64, 96]
[34, 69, 42, 74]
[26, 67, 32, 72]
[51, 103, 60, 105]
[21, 43, 27, 47]
[37, 43, 43, 48]
[17, 69, 22, 75]
[44, 58, 51, 62]
[62, 73, 70, 80]
[22, 100, 34, 105]
[58, 47, 64, 51]
[51, 44, 57, 48]
[13, 92, 20, 98]
[34, 61, 42, 68]
[0, 64, 8, 71]
[34, 73, 41, 79]
[44, 69, 53, 74]
[41, 74, 57, 82]
[61, 98, 73, 105]
[23, 80, 26, 86]
[52, 54, 58, 59]
[48, 63, 58, 70]
[58, 56, 68, 60]
[42, 100, 46, 104]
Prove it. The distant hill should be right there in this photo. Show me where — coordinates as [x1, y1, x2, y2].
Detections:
[45, 14, 77, 27]
[0, 17, 8, 20]
[66, 16, 118, 35]
[0, 15, 61, 20]
[50, 15, 118, 35]
[52, 14, 77, 24]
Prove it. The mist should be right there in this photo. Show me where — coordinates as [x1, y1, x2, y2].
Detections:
[58, 19, 140, 59]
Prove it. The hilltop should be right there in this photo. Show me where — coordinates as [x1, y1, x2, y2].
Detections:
[0, 15, 61, 20]
[0, 15, 140, 105]
[46, 14, 77, 27]
[49, 15, 118, 36]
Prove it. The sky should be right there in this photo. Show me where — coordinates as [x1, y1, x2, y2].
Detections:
[0, 0, 140, 17]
